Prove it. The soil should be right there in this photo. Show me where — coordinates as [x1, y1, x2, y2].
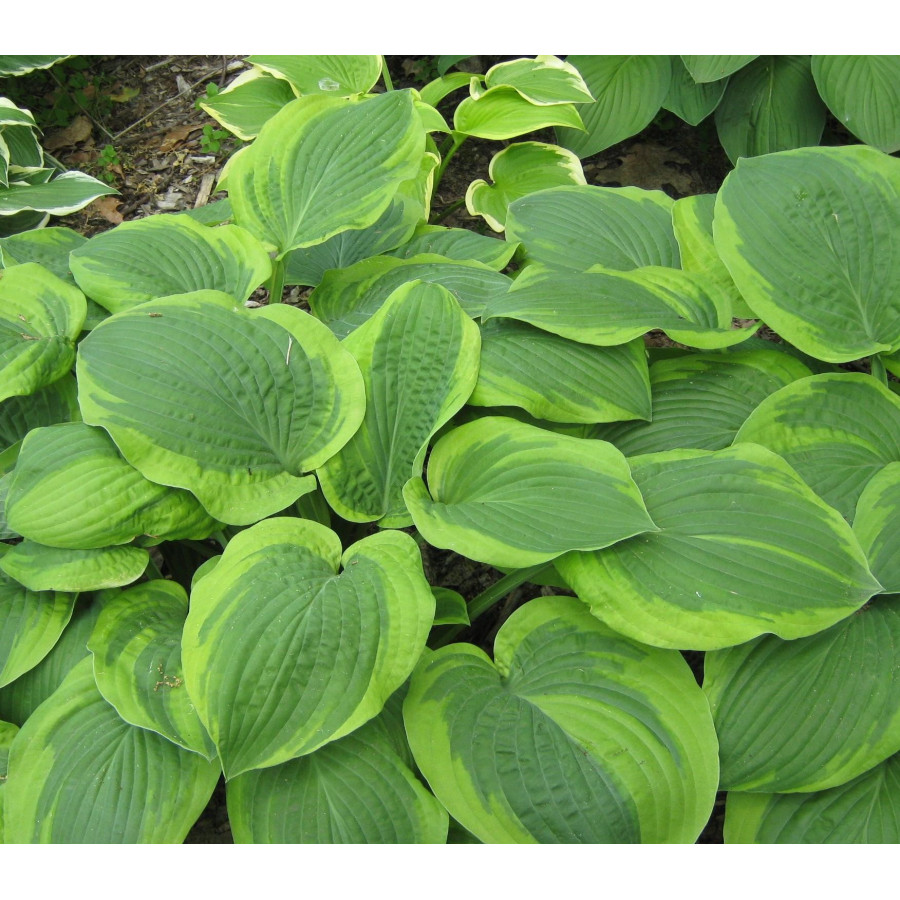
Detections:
[6, 54, 851, 845]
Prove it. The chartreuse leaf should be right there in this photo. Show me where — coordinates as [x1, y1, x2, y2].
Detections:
[482, 265, 758, 349]
[705, 595, 900, 795]
[404, 596, 719, 843]
[454, 85, 584, 140]
[226, 694, 448, 843]
[715, 56, 825, 163]
[505, 184, 679, 271]
[0, 373, 79, 453]
[811, 55, 900, 154]
[247, 55, 382, 97]
[389, 225, 517, 270]
[69, 213, 272, 313]
[3, 656, 219, 842]
[88, 580, 216, 759]
[200, 69, 297, 140]
[0, 226, 86, 282]
[309, 254, 512, 339]
[484, 56, 594, 105]
[557, 444, 881, 651]
[0, 263, 86, 402]
[853, 464, 900, 592]
[724, 753, 900, 843]
[227, 91, 425, 256]
[317, 282, 480, 526]
[591, 349, 812, 455]
[6, 422, 218, 549]
[714, 145, 900, 362]
[182, 518, 434, 778]
[471, 321, 651, 424]
[556, 56, 672, 158]
[0, 569, 74, 688]
[466, 141, 586, 232]
[680, 56, 756, 83]
[735, 374, 900, 522]
[404, 416, 656, 569]
[0, 541, 149, 592]
[76, 291, 365, 525]
[663, 57, 728, 126]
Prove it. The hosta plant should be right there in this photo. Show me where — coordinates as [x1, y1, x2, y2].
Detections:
[0, 57, 898, 844]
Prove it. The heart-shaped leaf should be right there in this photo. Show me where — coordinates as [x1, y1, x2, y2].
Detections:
[454, 86, 584, 140]
[484, 56, 594, 105]
[0, 373, 79, 453]
[680, 56, 757, 83]
[404, 596, 719, 843]
[199, 69, 297, 140]
[663, 58, 728, 125]
[0, 226, 86, 283]
[247, 55, 383, 97]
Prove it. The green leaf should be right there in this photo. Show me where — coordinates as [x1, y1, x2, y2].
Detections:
[227, 91, 425, 256]
[404, 596, 719, 843]
[0, 541, 149, 592]
[0, 262, 86, 401]
[706, 595, 900, 793]
[556, 56, 672, 158]
[317, 281, 481, 525]
[811, 55, 900, 153]
[680, 56, 757, 83]
[181, 518, 434, 778]
[0, 226, 86, 282]
[3, 657, 219, 842]
[0, 170, 116, 216]
[715, 56, 826, 163]
[484, 56, 594, 105]
[466, 141, 586, 232]
[0, 569, 74, 688]
[404, 416, 656, 569]
[453, 85, 584, 140]
[247, 55, 383, 97]
[69, 213, 272, 313]
[432, 587, 469, 626]
[418, 71, 472, 108]
[0, 56, 68, 77]
[88, 580, 216, 758]
[471, 321, 651, 424]
[389, 224, 517, 269]
[0, 373, 79, 453]
[663, 57, 728, 125]
[557, 444, 881, 650]
[0, 718, 16, 839]
[590, 349, 812, 455]
[6, 422, 218, 549]
[853, 463, 900, 593]
[200, 69, 297, 140]
[724, 753, 900, 843]
[226, 697, 448, 843]
[76, 291, 365, 525]
[714, 145, 900, 361]
[505, 184, 679, 272]
[734, 373, 900, 522]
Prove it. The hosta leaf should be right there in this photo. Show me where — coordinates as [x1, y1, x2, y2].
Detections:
[227, 91, 424, 256]
[0, 56, 68, 77]
[0, 373, 79, 453]
[76, 291, 365, 525]
[0, 569, 74, 688]
[706, 595, 900, 793]
[663, 57, 728, 125]
[466, 141, 586, 232]
[482, 265, 757, 349]
[432, 587, 469, 626]
[317, 282, 481, 525]
[557, 444, 881, 650]
[724, 753, 900, 843]
[454, 85, 584, 140]
[69, 213, 272, 313]
[6, 422, 218, 549]
[309, 254, 512, 339]
[3, 657, 219, 842]
[0, 226, 86, 282]
[811, 55, 900, 153]
[389, 225, 517, 270]
[505, 184, 679, 272]
[591, 349, 812, 455]
[0, 718, 16, 839]
[853, 464, 900, 592]
[226, 699, 448, 843]
[88, 580, 215, 758]
[0, 541, 149, 592]
[247, 55, 383, 97]
[199, 69, 297, 140]
[404, 596, 719, 843]
[182, 518, 434, 778]
[484, 56, 594, 105]
[714, 145, 900, 361]
[734, 373, 900, 522]
[404, 416, 656, 569]
[471, 320, 651, 424]
[680, 56, 757, 83]
[0, 171, 116, 217]
[0, 262, 86, 401]
[715, 56, 826, 163]
[556, 56, 672, 158]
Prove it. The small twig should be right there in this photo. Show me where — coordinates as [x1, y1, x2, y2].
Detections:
[48, 68, 115, 143]
[144, 57, 177, 73]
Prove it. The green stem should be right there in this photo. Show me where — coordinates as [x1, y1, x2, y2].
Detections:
[432, 132, 466, 197]
[430, 198, 466, 225]
[381, 56, 394, 92]
[144, 555, 165, 581]
[267, 257, 285, 303]
[870, 353, 888, 387]
[180, 539, 219, 559]
[212, 530, 230, 550]
[431, 563, 551, 648]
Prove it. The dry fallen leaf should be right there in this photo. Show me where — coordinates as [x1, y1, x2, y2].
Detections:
[590, 142, 696, 195]
[92, 197, 124, 225]
[44, 115, 93, 151]
[158, 124, 200, 153]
